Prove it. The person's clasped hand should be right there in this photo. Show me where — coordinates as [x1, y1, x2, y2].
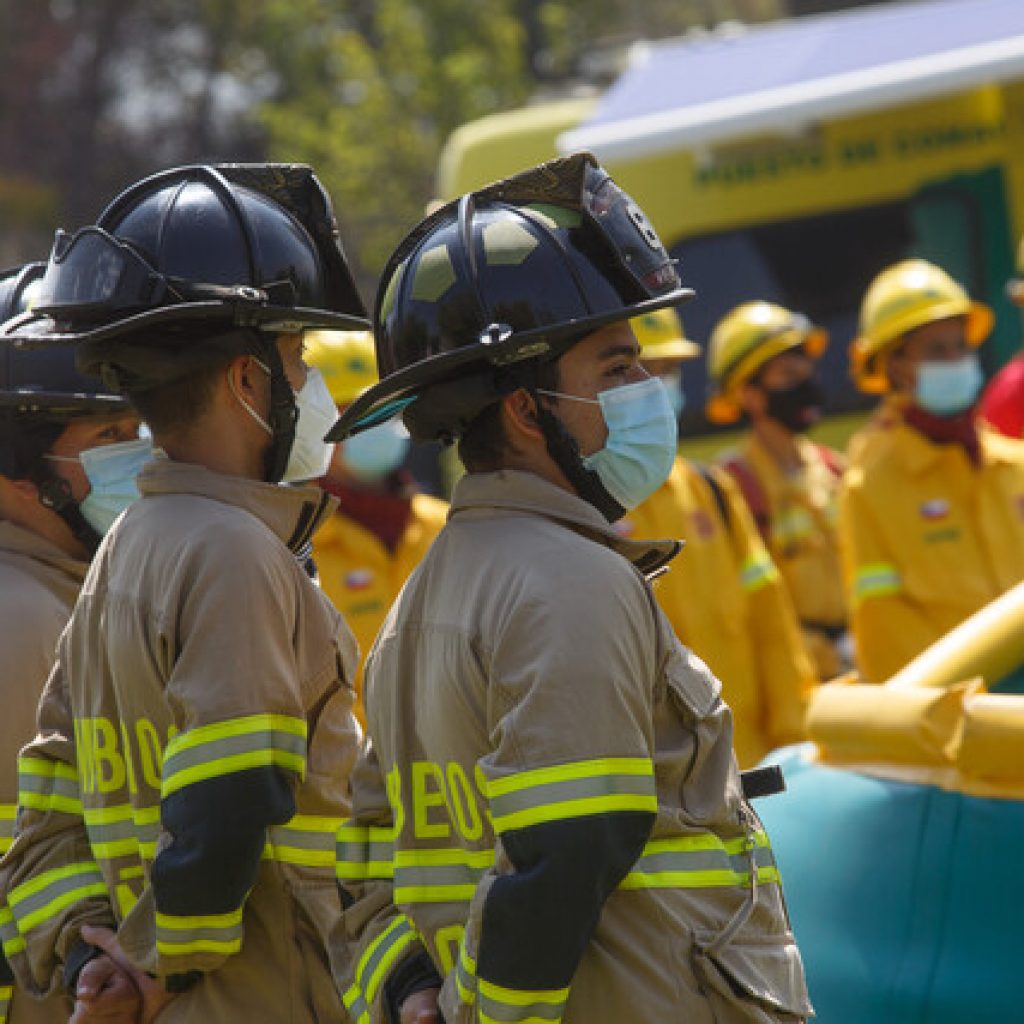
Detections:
[70, 924, 178, 1024]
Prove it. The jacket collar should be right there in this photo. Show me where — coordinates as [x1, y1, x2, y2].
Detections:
[890, 416, 1012, 476]
[137, 457, 337, 554]
[450, 469, 681, 576]
[0, 521, 88, 582]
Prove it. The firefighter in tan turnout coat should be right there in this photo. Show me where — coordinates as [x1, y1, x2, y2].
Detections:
[0, 164, 368, 1023]
[328, 155, 811, 1024]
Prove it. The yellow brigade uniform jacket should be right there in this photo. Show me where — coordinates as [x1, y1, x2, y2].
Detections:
[0, 523, 84, 1024]
[332, 470, 811, 1024]
[314, 492, 447, 723]
[720, 436, 848, 681]
[0, 459, 361, 1024]
[840, 422, 1024, 682]
[621, 458, 816, 768]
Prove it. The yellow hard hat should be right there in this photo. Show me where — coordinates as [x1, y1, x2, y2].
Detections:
[852, 259, 993, 394]
[303, 330, 377, 406]
[1007, 237, 1024, 306]
[631, 307, 700, 363]
[705, 301, 827, 424]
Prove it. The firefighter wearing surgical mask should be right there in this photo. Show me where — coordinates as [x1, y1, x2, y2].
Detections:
[0, 262, 146, 1024]
[306, 329, 447, 725]
[622, 307, 817, 766]
[842, 258, 1024, 682]
[0, 164, 368, 1024]
[707, 301, 849, 681]
[328, 154, 811, 1024]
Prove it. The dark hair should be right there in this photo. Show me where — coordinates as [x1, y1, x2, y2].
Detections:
[127, 360, 228, 437]
[457, 359, 559, 473]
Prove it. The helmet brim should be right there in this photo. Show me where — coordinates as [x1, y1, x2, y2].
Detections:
[326, 287, 694, 442]
[0, 390, 127, 416]
[640, 339, 701, 362]
[4, 302, 369, 350]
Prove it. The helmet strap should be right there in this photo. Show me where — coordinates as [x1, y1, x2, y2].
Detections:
[254, 338, 299, 484]
[531, 393, 625, 523]
[30, 465, 102, 555]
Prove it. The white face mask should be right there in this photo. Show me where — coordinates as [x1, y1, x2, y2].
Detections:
[230, 360, 337, 483]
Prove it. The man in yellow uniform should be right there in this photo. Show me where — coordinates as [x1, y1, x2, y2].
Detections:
[705, 301, 849, 680]
[307, 330, 447, 723]
[842, 258, 1024, 682]
[0, 263, 146, 1024]
[328, 155, 810, 1024]
[624, 307, 817, 767]
[0, 164, 367, 1023]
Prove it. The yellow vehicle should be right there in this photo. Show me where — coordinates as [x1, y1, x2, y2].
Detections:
[437, 0, 1024, 452]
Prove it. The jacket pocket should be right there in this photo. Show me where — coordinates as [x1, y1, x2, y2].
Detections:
[692, 929, 813, 1022]
[663, 642, 722, 721]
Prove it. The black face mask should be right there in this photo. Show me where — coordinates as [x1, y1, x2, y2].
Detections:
[764, 377, 824, 433]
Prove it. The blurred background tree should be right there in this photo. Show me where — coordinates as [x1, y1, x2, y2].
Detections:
[0, 0, 877, 295]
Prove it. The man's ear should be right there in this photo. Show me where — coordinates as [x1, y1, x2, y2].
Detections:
[229, 355, 261, 398]
[501, 387, 546, 445]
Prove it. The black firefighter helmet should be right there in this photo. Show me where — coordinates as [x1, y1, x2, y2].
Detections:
[0, 261, 129, 550]
[4, 163, 370, 482]
[327, 152, 693, 447]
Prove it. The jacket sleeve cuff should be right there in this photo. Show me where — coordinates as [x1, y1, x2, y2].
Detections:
[384, 949, 443, 1024]
[62, 939, 102, 996]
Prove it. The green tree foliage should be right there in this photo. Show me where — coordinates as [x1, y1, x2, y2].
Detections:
[258, 0, 530, 295]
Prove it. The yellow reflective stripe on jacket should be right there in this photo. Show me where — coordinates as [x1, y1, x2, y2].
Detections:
[0, 903, 24, 959]
[456, 941, 478, 1006]
[739, 553, 779, 593]
[17, 757, 81, 815]
[393, 847, 494, 904]
[336, 821, 396, 882]
[161, 714, 307, 799]
[477, 976, 570, 1024]
[0, 804, 15, 855]
[852, 562, 903, 605]
[6, 862, 105, 938]
[155, 908, 243, 958]
[84, 804, 161, 861]
[619, 830, 779, 890]
[264, 814, 341, 868]
[0, 982, 10, 1023]
[484, 758, 657, 833]
[342, 915, 420, 1024]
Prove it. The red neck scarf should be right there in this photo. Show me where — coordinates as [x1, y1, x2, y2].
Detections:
[320, 474, 413, 552]
[903, 405, 981, 466]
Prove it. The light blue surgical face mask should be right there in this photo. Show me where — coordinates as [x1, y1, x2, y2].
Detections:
[342, 418, 411, 483]
[660, 370, 686, 419]
[539, 376, 678, 511]
[915, 354, 984, 416]
[47, 436, 153, 535]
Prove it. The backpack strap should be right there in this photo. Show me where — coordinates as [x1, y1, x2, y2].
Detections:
[696, 463, 731, 532]
[815, 443, 846, 479]
[719, 455, 771, 543]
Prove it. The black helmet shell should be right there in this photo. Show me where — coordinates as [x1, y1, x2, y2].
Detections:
[329, 153, 693, 442]
[3, 164, 369, 392]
